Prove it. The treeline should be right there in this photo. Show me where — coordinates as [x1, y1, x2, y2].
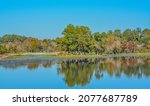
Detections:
[0, 34, 56, 54]
[56, 24, 150, 54]
[0, 24, 150, 54]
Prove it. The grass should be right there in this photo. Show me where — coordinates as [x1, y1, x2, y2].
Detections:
[1, 52, 150, 60]
[30, 52, 150, 59]
[6, 55, 29, 59]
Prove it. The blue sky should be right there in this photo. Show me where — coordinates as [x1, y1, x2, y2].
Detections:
[0, 0, 150, 39]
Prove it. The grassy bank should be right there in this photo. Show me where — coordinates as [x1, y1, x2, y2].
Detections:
[38, 53, 150, 59]
[0, 52, 59, 60]
[1, 52, 150, 60]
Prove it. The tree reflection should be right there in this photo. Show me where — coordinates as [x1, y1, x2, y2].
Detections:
[42, 62, 52, 68]
[27, 63, 39, 70]
[95, 70, 103, 80]
[57, 57, 150, 87]
[57, 59, 95, 86]
[0, 57, 150, 87]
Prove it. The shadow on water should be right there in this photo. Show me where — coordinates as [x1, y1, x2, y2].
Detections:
[0, 56, 150, 87]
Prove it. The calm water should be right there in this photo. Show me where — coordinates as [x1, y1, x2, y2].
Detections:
[0, 56, 150, 89]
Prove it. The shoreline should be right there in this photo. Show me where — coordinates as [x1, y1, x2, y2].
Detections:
[1, 52, 150, 60]
[0, 52, 59, 60]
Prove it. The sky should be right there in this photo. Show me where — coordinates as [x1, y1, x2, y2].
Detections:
[0, 0, 150, 39]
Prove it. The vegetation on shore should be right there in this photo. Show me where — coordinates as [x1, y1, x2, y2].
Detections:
[0, 24, 150, 59]
[1, 53, 150, 60]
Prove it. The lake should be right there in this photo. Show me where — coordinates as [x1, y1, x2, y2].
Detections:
[0, 56, 150, 89]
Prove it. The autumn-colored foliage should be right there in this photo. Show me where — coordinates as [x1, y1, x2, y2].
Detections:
[0, 25, 150, 54]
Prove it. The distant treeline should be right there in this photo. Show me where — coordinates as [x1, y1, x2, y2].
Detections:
[0, 35, 56, 54]
[0, 24, 150, 54]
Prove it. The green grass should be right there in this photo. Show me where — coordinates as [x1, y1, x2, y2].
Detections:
[5, 55, 29, 59]
[37, 52, 150, 59]
[2, 52, 150, 60]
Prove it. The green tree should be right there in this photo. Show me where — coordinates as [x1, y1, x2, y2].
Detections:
[123, 29, 137, 41]
[113, 29, 122, 37]
[59, 24, 95, 54]
[141, 29, 150, 44]
[93, 32, 107, 54]
[22, 37, 41, 52]
[0, 34, 27, 43]
[133, 27, 142, 42]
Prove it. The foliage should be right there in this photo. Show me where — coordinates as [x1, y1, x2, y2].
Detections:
[56, 24, 95, 54]
[0, 25, 150, 54]
[0, 35, 56, 54]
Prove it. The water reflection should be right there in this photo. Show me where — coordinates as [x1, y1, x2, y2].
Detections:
[0, 58, 56, 70]
[0, 57, 150, 87]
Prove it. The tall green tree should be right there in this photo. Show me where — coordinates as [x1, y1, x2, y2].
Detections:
[58, 24, 95, 54]
[93, 32, 107, 54]
[123, 29, 137, 41]
[113, 29, 122, 37]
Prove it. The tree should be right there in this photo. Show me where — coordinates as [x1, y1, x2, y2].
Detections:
[133, 27, 142, 41]
[105, 34, 121, 54]
[93, 32, 107, 54]
[22, 37, 41, 52]
[141, 29, 150, 44]
[0, 45, 6, 54]
[123, 29, 137, 41]
[121, 40, 137, 53]
[58, 24, 95, 54]
[113, 29, 122, 37]
[55, 37, 65, 51]
[0, 34, 27, 43]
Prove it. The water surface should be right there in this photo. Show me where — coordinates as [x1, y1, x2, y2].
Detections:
[0, 56, 150, 89]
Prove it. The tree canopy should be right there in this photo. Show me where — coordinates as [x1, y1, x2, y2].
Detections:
[0, 25, 150, 54]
